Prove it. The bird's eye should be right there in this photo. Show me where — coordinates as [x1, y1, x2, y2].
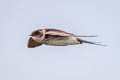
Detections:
[35, 31, 40, 35]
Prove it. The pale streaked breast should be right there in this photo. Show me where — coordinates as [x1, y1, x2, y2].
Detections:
[32, 36, 43, 43]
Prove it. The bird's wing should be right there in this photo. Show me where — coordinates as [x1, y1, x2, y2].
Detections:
[27, 37, 42, 48]
[45, 29, 73, 37]
[45, 29, 98, 37]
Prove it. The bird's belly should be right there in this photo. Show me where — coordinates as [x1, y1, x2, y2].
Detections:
[44, 37, 80, 46]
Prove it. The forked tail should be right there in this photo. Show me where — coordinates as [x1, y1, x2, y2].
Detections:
[77, 38, 107, 46]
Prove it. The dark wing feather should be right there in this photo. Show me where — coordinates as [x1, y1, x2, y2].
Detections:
[27, 37, 42, 48]
[45, 29, 98, 37]
[45, 29, 74, 37]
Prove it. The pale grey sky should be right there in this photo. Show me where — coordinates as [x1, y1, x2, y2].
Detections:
[0, 0, 120, 80]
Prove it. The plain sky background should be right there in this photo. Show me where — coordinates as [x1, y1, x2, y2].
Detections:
[0, 0, 120, 80]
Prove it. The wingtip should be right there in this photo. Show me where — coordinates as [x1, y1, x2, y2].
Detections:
[76, 35, 98, 37]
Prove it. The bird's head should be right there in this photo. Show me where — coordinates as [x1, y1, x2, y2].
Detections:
[29, 29, 46, 42]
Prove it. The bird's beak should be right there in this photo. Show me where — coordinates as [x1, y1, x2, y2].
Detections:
[29, 35, 32, 36]
[29, 34, 36, 36]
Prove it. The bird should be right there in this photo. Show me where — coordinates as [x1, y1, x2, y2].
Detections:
[27, 28, 106, 48]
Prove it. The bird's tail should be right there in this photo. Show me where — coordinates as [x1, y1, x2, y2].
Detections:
[77, 38, 107, 46]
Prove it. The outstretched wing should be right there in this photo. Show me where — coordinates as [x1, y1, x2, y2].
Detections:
[45, 29, 98, 37]
[45, 29, 74, 37]
[27, 37, 42, 48]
